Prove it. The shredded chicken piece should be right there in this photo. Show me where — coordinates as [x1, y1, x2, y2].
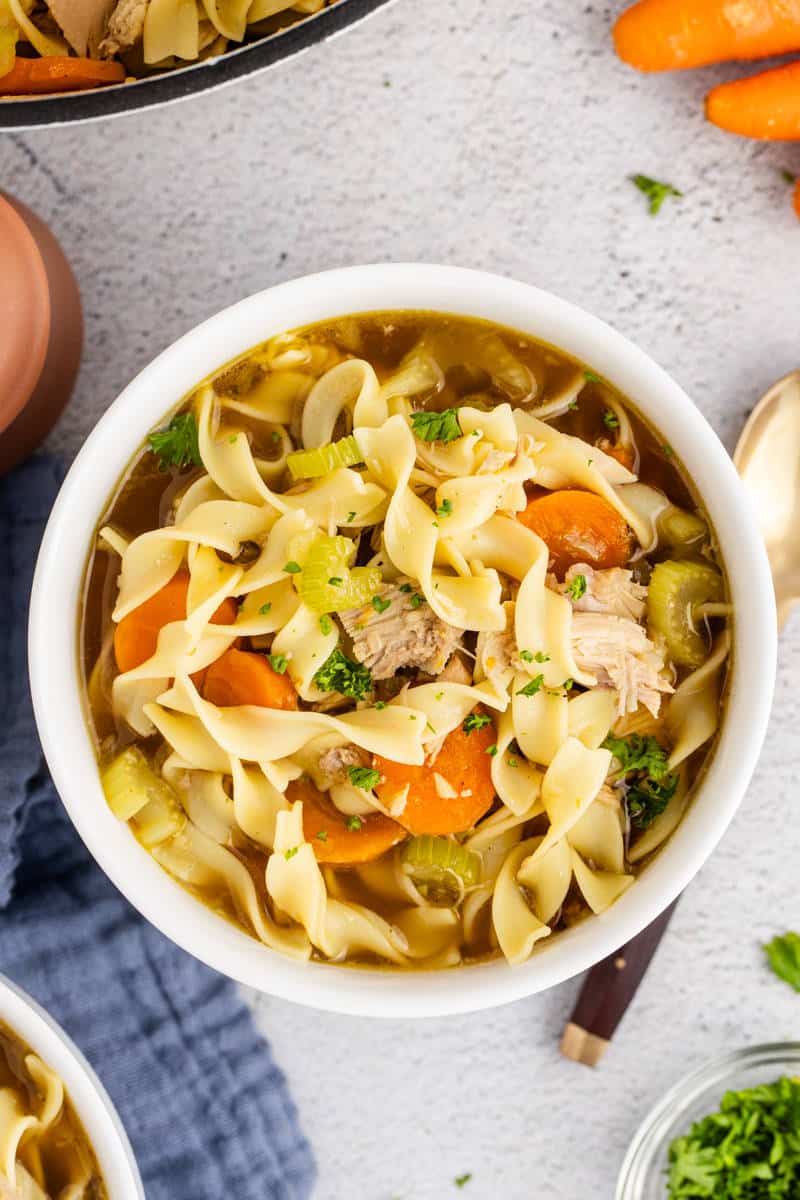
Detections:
[318, 744, 370, 786]
[571, 612, 673, 717]
[557, 563, 648, 622]
[97, 0, 145, 56]
[476, 627, 515, 691]
[434, 652, 473, 686]
[476, 446, 516, 474]
[340, 582, 463, 680]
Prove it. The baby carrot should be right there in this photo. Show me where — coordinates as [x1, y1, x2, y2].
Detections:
[707, 61, 800, 140]
[114, 570, 236, 673]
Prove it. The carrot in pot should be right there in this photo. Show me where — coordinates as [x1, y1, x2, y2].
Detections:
[113, 570, 237, 673]
[516, 490, 633, 578]
[202, 647, 298, 710]
[373, 714, 497, 836]
[0, 56, 125, 94]
[706, 61, 800, 140]
[614, 0, 800, 72]
[290, 779, 406, 865]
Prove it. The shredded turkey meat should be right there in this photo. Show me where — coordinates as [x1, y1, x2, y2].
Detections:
[318, 744, 370, 786]
[340, 582, 463, 679]
[556, 563, 648, 621]
[570, 612, 673, 717]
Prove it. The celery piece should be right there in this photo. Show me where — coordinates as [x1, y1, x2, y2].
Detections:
[101, 746, 184, 844]
[401, 835, 482, 901]
[647, 560, 723, 668]
[287, 435, 364, 480]
[657, 505, 707, 549]
[294, 534, 382, 613]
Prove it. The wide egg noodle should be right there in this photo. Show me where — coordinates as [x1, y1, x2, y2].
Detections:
[0, 1053, 63, 1186]
[491, 838, 551, 965]
[300, 358, 386, 448]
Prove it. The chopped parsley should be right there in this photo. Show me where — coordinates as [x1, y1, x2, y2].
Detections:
[517, 674, 544, 697]
[259, 602, 272, 615]
[663, 443, 674, 458]
[463, 712, 492, 734]
[565, 574, 587, 601]
[534, 651, 550, 662]
[348, 766, 380, 791]
[399, 583, 413, 593]
[313, 648, 372, 701]
[667, 1077, 800, 1199]
[284, 846, 299, 861]
[345, 815, 364, 832]
[372, 594, 391, 614]
[436, 498, 454, 518]
[374, 700, 386, 710]
[603, 409, 619, 430]
[563, 677, 574, 691]
[410, 407, 462, 444]
[409, 593, 424, 610]
[568, 399, 579, 411]
[602, 733, 678, 829]
[764, 932, 800, 993]
[583, 369, 601, 384]
[268, 653, 289, 675]
[782, 169, 797, 183]
[283, 561, 301, 574]
[328, 576, 343, 587]
[346, 511, 356, 523]
[315, 830, 328, 842]
[319, 614, 333, 635]
[486, 744, 498, 757]
[631, 173, 683, 216]
[519, 649, 534, 663]
[454, 1174, 472, 1189]
[148, 412, 202, 472]
[507, 756, 519, 768]
[271, 429, 281, 443]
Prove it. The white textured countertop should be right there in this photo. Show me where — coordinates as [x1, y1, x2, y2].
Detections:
[3, 1, 800, 1196]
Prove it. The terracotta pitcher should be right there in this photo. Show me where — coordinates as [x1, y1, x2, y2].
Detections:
[0, 193, 82, 474]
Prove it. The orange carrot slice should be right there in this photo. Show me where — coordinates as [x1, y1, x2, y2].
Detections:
[291, 779, 406, 865]
[794, 178, 800, 218]
[202, 647, 298, 710]
[516, 490, 633, 577]
[114, 570, 237, 673]
[614, 0, 800, 73]
[374, 715, 496, 836]
[707, 61, 800, 141]
[0, 56, 125, 94]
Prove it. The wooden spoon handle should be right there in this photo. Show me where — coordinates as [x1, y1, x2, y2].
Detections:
[560, 897, 680, 1066]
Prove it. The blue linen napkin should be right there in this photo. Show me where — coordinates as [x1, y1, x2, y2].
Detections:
[0, 456, 316, 1200]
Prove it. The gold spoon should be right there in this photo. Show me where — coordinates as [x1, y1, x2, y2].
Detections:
[733, 369, 800, 631]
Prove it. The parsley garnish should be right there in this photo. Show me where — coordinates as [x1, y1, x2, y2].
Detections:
[371, 595, 391, 614]
[454, 1174, 472, 1189]
[436, 498, 454, 518]
[346, 511, 356, 523]
[765, 932, 800, 993]
[259, 602, 272, 615]
[399, 583, 413, 594]
[563, 677, 574, 691]
[663, 443, 674, 458]
[603, 409, 619, 430]
[374, 700, 386, 710]
[519, 649, 534, 663]
[328, 576, 343, 587]
[667, 1077, 800, 1199]
[284, 561, 301, 574]
[631, 174, 683, 216]
[410, 408, 462, 444]
[583, 370, 601, 384]
[284, 846, 299, 861]
[463, 712, 492, 735]
[313, 648, 372, 701]
[148, 412, 202, 472]
[269, 653, 288, 674]
[507, 756, 519, 768]
[517, 674, 544, 697]
[315, 830, 328, 842]
[348, 766, 380, 791]
[319, 614, 333, 635]
[565, 574, 587, 601]
[271, 429, 281, 443]
[568, 399, 579, 411]
[409, 593, 424, 610]
[345, 815, 364, 832]
[534, 651, 550, 662]
[602, 733, 678, 829]
[486, 744, 498, 757]
[782, 169, 796, 184]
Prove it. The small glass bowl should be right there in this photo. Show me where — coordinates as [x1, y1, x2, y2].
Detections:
[616, 1043, 800, 1199]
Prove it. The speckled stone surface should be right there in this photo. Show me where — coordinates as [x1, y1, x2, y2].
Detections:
[3, 1, 800, 1196]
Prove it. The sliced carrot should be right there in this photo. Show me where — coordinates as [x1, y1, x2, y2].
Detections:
[202, 647, 298, 710]
[614, 0, 800, 72]
[706, 61, 800, 140]
[602, 442, 636, 471]
[0, 56, 125, 95]
[516, 490, 633, 577]
[374, 715, 497, 836]
[114, 570, 237, 673]
[290, 779, 406, 865]
[794, 178, 800, 218]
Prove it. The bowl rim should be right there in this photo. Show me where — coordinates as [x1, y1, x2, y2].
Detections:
[0, 0, 396, 129]
[0, 974, 144, 1198]
[29, 262, 777, 1018]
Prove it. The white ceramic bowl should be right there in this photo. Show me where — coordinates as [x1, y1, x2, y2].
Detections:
[29, 264, 777, 1018]
[0, 975, 143, 1198]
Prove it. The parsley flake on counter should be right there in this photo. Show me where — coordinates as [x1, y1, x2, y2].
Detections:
[345, 815, 364, 832]
[268, 654, 288, 675]
[313, 648, 372, 702]
[371, 595, 391, 614]
[631, 174, 683, 216]
[517, 674, 544, 697]
[454, 1174, 472, 1189]
[765, 932, 800, 993]
[565, 574, 587, 601]
[148, 412, 202, 472]
[463, 712, 492, 735]
[411, 407, 462, 444]
[348, 766, 380, 791]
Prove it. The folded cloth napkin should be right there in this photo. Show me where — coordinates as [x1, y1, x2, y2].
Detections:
[0, 457, 316, 1200]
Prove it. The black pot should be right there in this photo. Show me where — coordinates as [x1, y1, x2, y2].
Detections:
[0, 0, 395, 128]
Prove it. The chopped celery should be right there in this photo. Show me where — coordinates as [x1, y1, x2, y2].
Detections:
[648, 560, 723, 668]
[101, 746, 184, 849]
[287, 435, 364, 480]
[401, 835, 482, 902]
[657, 505, 707, 549]
[294, 534, 382, 613]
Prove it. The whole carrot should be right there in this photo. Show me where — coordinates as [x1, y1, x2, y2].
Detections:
[794, 178, 800, 217]
[707, 61, 800, 139]
[614, 0, 800, 72]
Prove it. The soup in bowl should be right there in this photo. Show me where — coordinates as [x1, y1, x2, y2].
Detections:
[0, 976, 142, 1199]
[29, 265, 776, 1016]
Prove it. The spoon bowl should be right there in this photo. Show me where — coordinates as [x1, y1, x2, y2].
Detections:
[733, 370, 800, 630]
